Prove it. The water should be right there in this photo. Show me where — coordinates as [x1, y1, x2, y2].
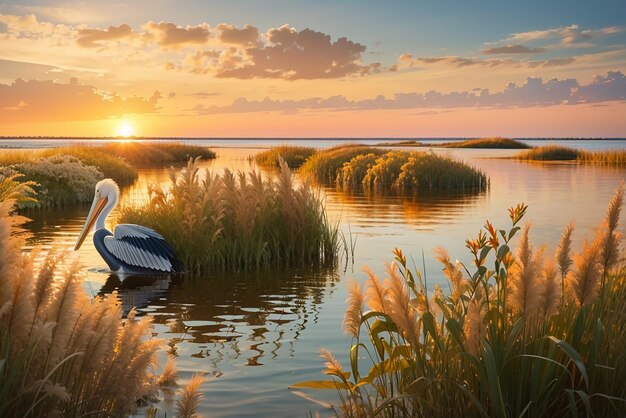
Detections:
[6, 139, 626, 417]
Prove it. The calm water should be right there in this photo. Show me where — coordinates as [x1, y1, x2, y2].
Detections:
[6, 139, 626, 417]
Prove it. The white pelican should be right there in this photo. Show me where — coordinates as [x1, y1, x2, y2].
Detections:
[74, 179, 184, 274]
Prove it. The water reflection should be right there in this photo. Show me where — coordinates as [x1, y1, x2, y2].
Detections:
[323, 186, 487, 231]
[140, 268, 339, 369]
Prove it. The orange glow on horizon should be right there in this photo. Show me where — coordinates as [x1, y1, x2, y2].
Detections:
[116, 121, 135, 138]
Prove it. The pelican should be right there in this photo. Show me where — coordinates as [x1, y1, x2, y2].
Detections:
[74, 179, 184, 274]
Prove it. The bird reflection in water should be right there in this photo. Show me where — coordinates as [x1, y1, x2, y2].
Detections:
[98, 273, 178, 316]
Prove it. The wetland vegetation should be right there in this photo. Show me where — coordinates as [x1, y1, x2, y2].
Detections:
[516, 145, 626, 166]
[118, 158, 342, 274]
[296, 185, 626, 417]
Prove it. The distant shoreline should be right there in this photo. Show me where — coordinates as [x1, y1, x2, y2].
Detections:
[1, 136, 625, 141]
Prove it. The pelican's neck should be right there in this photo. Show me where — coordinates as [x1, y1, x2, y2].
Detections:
[96, 196, 117, 230]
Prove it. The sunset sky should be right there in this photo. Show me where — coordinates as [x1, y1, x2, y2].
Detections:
[1, 0, 625, 137]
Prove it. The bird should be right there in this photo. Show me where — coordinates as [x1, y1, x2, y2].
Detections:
[74, 178, 184, 274]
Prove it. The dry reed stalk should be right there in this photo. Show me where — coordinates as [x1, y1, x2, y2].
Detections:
[343, 280, 364, 338]
[555, 222, 574, 279]
[158, 356, 179, 386]
[383, 262, 421, 347]
[175, 373, 206, 418]
[463, 299, 486, 356]
[363, 266, 387, 313]
[320, 348, 344, 376]
[569, 238, 602, 306]
[435, 247, 468, 302]
[508, 224, 543, 315]
[540, 262, 561, 316]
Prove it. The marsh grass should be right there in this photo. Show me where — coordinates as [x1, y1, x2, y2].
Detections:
[295, 184, 626, 418]
[338, 151, 487, 193]
[445, 137, 530, 149]
[118, 157, 342, 274]
[254, 146, 316, 169]
[0, 196, 164, 417]
[301, 145, 388, 183]
[98, 142, 216, 166]
[517, 145, 626, 165]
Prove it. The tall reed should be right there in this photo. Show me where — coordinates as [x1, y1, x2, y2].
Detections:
[118, 157, 342, 273]
[295, 184, 626, 417]
[0, 197, 162, 417]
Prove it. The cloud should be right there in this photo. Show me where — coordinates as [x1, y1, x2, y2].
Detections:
[190, 71, 625, 114]
[0, 78, 161, 123]
[216, 23, 259, 46]
[500, 24, 623, 47]
[214, 25, 381, 80]
[482, 44, 546, 54]
[395, 53, 579, 70]
[0, 13, 71, 37]
[143, 21, 210, 48]
[76, 24, 134, 48]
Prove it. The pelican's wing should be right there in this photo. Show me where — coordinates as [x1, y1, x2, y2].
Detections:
[103, 224, 178, 272]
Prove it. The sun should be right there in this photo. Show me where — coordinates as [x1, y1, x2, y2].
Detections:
[116, 123, 135, 138]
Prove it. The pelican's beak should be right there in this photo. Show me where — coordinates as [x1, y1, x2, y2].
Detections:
[74, 196, 108, 251]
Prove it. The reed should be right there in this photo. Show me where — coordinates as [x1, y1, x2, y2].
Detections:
[295, 184, 626, 418]
[118, 157, 342, 273]
[254, 146, 316, 169]
[301, 145, 387, 183]
[517, 145, 626, 166]
[445, 137, 530, 149]
[305, 146, 487, 193]
[0, 196, 162, 417]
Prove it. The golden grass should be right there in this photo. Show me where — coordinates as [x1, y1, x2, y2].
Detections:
[517, 145, 626, 166]
[98, 142, 216, 166]
[254, 145, 316, 169]
[301, 145, 388, 183]
[295, 184, 626, 418]
[444, 137, 530, 149]
[118, 157, 343, 273]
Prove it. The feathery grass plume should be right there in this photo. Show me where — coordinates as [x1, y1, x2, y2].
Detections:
[569, 238, 602, 306]
[320, 348, 344, 376]
[175, 373, 206, 418]
[540, 262, 561, 316]
[508, 224, 543, 315]
[0, 172, 36, 205]
[343, 280, 364, 338]
[363, 266, 387, 313]
[301, 144, 387, 184]
[555, 222, 575, 280]
[598, 183, 624, 280]
[383, 262, 421, 347]
[158, 356, 179, 386]
[435, 247, 468, 302]
[463, 298, 486, 356]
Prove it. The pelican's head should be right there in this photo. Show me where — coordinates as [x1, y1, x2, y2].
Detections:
[74, 179, 120, 251]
